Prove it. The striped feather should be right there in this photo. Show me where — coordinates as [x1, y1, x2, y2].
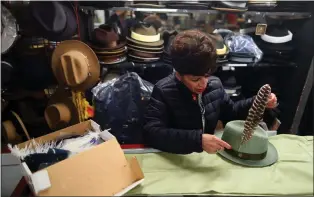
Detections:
[241, 84, 271, 144]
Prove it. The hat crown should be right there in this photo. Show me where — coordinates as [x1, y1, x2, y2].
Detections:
[60, 51, 89, 87]
[133, 24, 158, 36]
[93, 27, 119, 47]
[30, 2, 66, 33]
[222, 120, 268, 155]
[45, 103, 71, 129]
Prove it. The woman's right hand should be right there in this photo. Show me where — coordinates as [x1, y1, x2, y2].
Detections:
[202, 134, 232, 154]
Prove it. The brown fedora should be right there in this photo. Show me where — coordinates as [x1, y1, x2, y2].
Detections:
[51, 40, 100, 91]
[90, 24, 126, 51]
[44, 88, 79, 130]
[2, 111, 31, 144]
[127, 23, 164, 47]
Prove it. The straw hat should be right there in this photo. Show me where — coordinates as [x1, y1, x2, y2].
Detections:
[44, 88, 79, 130]
[51, 40, 100, 91]
[2, 111, 31, 144]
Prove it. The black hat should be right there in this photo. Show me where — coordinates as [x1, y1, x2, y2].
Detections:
[24, 2, 77, 41]
[261, 25, 293, 44]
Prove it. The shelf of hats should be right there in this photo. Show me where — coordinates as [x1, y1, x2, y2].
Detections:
[1, 1, 313, 197]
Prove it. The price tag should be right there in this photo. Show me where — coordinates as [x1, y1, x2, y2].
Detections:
[255, 24, 267, 35]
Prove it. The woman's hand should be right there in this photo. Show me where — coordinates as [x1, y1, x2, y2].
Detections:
[202, 134, 232, 154]
[266, 93, 278, 109]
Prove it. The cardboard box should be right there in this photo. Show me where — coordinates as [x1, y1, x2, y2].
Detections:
[17, 120, 144, 196]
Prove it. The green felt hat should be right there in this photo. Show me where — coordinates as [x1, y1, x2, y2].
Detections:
[215, 120, 278, 167]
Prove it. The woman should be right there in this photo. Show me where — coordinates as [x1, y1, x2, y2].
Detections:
[143, 30, 277, 154]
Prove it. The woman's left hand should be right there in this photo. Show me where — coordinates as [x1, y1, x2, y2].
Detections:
[266, 93, 278, 109]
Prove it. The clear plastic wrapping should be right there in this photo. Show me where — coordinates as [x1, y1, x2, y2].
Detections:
[92, 72, 154, 144]
[224, 33, 263, 63]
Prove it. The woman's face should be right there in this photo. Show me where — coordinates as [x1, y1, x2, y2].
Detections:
[176, 72, 209, 94]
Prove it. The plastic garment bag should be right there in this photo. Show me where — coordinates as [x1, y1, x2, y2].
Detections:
[224, 33, 263, 63]
[92, 72, 154, 144]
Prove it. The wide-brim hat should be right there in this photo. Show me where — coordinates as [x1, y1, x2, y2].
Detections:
[1, 5, 18, 54]
[2, 111, 31, 144]
[215, 120, 278, 167]
[261, 25, 293, 44]
[52, 40, 100, 91]
[44, 88, 79, 130]
[90, 24, 127, 51]
[98, 54, 127, 65]
[28, 1, 77, 41]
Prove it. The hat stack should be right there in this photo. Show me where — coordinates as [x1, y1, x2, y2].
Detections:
[126, 23, 164, 63]
[162, 30, 178, 66]
[89, 24, 127, 65]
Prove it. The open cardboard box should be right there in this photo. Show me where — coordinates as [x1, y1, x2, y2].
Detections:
[16, 120, 144, 196]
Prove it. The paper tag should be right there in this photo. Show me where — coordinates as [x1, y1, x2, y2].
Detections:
[255, 24, 267, 35]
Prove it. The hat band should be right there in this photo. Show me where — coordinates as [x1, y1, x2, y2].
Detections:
[261, 30, 293, 44]
[216, 45, 227, 55]
[225, 148, 267, 160]
[131, 31, 160, 43]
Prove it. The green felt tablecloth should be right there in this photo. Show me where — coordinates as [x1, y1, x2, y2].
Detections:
[126, 134, 313, 196]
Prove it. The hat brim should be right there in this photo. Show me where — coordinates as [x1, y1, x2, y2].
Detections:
[89, 41, 126, 51]
[51, 40, 100, 91]
[215, 131, 278, 167]
[127, 36, 164, 47]
[128, 46, 163, 54]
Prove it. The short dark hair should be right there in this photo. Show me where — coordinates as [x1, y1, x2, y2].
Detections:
[170, 29, 217, 76]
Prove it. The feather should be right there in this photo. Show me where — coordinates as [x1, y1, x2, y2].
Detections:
[241, 84, 271, 144]
[8, 130, 106, 160]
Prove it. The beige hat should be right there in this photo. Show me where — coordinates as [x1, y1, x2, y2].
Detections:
[2, 111, 30, 144]
[44, 88, 79, 130]
[51, 40, 100, 91]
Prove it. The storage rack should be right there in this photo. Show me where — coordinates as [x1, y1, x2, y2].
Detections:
[86, 4, 313, 135]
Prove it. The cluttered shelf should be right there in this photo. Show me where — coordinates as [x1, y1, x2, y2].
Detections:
[109, 6, 312, 18]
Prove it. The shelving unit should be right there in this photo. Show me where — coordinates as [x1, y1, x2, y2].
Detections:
[110, 7, 312, 18]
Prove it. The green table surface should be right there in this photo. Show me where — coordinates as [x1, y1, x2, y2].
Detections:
[126, 134, 313, 196]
